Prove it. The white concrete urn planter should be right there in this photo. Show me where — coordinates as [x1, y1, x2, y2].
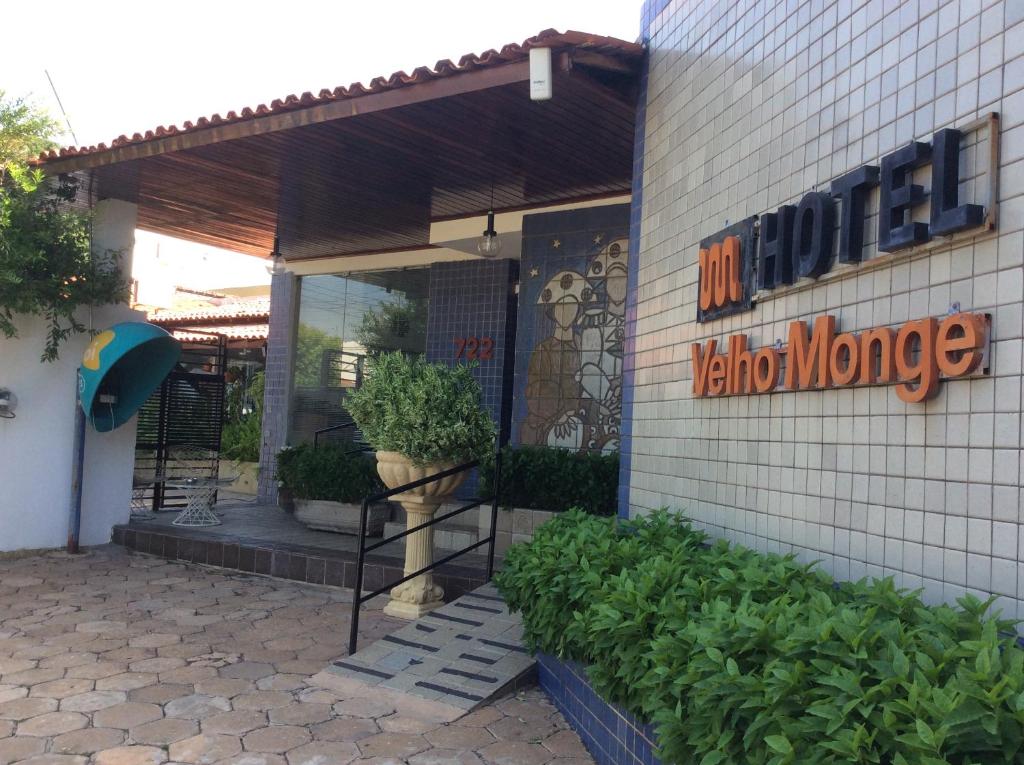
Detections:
[375, 450, 466, 619]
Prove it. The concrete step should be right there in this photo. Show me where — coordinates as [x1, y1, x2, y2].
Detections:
[383, 520, 480, 551]
[311, 582, 534, 723]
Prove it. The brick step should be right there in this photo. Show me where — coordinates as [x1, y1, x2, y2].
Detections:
[114, 502, 489, 601]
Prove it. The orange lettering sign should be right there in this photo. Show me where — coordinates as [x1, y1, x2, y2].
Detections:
[786, 315, 836, 389]
[894, 318, 939, 403]
[858, 328, 896, 384]
[692, 339, 718, 396]
[698, 236, 743, 312]
[692, 312, 989, 401]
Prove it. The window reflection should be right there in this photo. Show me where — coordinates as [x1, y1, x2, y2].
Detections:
[288, 268, 429, 445]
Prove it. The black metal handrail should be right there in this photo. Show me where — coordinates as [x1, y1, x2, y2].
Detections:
[313, 421, 368, 451]
[347, 449, 502, 655]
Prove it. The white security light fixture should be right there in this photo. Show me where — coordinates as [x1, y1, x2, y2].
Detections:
[530, 47, 553, 101]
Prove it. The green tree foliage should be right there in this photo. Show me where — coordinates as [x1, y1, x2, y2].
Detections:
[0, 92, 127, 361]
[293, 323, 343, 387]
[354, 299, 427, 356]
[0, 95, 56, 163]
[220, 370, 264, 462]
[497, 510, 1024, 765]
[343, 351, 495, 465]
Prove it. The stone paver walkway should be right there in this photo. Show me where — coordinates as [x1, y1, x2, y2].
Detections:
[0, 546, 591, 765]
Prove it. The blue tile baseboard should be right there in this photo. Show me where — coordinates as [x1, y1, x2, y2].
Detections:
[537, 653, 662, 765]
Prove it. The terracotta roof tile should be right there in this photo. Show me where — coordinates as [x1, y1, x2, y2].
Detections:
[147, 297, 270, 324]
[171, 324, 268, 343]
[38, 29, 641, 163]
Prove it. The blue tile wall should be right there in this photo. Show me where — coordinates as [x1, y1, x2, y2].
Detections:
[426, 259, 518, 436]
[538, 653, 662, 765]
[618, 5, 656, 519]
[426, 259, 519, 495]
[640, 0, 672, 33]
[537, 11, 661, 758]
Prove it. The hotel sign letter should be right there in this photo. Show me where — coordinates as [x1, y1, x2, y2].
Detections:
[692, 313, 988, 403]
[697, 120, 995, 323]
[696, 217, 757, 322]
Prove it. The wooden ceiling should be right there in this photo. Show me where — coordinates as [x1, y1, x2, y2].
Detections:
[42, 37, 641, 260]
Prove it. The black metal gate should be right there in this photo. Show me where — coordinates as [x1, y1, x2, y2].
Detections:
[134, 336, 228, 510]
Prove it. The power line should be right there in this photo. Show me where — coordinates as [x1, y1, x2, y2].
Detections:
[44, 70, 78, 146]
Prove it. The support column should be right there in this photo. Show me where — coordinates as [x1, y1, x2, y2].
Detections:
[80, 199, 143, 546]
[383, 496, 445, 619]
[257, 270, 297, 503]
[92, 199, 138, 277]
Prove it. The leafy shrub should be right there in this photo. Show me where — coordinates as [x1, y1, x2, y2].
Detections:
[479, 446, 618, 515]
[275, 443, 382, 503]
[1, 93, 127, 361]
[496, 510, 1024, 765]
[221, 371, 263, 462]
[221, 415, 261, 462]
[343, 351, 495, 466]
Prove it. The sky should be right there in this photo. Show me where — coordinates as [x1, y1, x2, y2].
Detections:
[4, 1, 638, 149]
[3, 1, 639, 295]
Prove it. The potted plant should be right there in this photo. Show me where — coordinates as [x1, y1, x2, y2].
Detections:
[275, 443, 385, 534]
[344, 352, 495, 618]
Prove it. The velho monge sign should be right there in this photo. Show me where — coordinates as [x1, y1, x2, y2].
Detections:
[692, 312, 990, 403]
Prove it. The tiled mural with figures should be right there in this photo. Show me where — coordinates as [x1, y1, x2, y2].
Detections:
[512, 204, 630, 454]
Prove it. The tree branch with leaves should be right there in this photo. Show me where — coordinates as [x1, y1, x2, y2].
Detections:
[0, 92, 128, 361]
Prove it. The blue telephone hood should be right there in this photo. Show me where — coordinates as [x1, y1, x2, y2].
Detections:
[78, 322, 182, 432]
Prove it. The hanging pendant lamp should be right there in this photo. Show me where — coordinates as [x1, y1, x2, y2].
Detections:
[476, 183, 502, 258]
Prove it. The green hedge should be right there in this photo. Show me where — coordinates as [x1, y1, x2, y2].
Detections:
[275, 443, 382, 503]
[495, 510, 1024, 765]
[480, 446, 618, 515]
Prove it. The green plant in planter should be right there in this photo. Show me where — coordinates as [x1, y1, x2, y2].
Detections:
[343, 352, 495, 466]
[480, 446, 619, 515]
[275, 443, 382, 502]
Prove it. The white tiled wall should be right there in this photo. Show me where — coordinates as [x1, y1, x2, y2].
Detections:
[631, 0, 1024, 619]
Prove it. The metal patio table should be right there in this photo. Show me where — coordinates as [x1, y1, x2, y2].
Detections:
[164, 475, 236, 527]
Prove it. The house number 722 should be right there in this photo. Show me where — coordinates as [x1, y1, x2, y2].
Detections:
[454, 336, 494, 360]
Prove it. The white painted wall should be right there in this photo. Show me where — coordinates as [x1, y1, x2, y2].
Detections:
[0, 307, 142, 551]
[0, 200, 141, 552]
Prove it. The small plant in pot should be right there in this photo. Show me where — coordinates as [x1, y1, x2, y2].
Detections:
[343, 351, 496, 618]
[275, 443, 385, 534]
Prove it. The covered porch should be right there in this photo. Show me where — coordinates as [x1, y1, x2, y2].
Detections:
[40, 29, 642, 595]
